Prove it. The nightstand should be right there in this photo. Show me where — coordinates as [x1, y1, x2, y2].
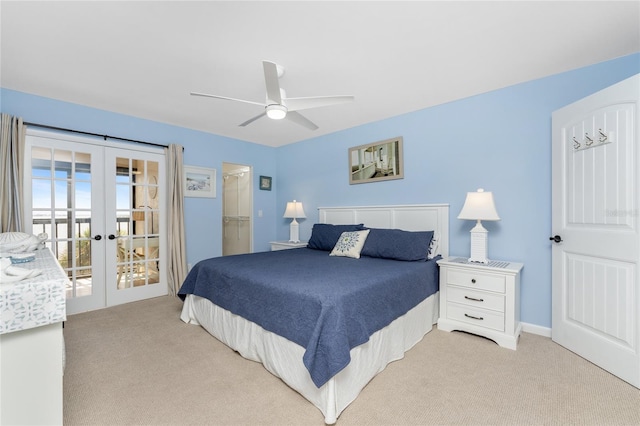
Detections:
[270, 241, 308, 251]
[437, 256, 524, 350]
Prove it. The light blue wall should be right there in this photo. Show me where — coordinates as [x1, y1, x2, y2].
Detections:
[2, 53, 638, 328]
[276, 53, 640, 328]
[0, 89, 279, 265]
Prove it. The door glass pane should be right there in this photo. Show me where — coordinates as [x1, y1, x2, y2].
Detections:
[116, 185, 130, 210]
[32, 146, 95, 301]
[75, 235, 91, 268]
[76, 181, 91, 209]
[54, 181, 68, 208]
[75, 152, 91, 180]
[32, 147, 52, 178]
[56, 240, 71, 269]
[31, 210, 51, 236]
[116, 158, 160, 290]
[146, 161, 159, 285]
[32, 179, 51, 208]
[54, 149, 72, 178]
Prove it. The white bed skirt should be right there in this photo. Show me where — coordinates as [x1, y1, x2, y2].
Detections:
[181, 292, 439, 424]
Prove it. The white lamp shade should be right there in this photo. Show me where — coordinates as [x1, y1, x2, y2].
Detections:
[283, 200, 306, 219]
[457, 188, 500, 221]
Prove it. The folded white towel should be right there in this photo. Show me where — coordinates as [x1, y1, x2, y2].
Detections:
[0, 258, 42, 283]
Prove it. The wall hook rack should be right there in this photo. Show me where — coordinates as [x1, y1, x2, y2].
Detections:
[573, 129, 614, 152]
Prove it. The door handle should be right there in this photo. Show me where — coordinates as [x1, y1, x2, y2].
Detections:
[549, 235, 563, 243]
[108, 234, 117, 240]
[93, 235, 102, 241]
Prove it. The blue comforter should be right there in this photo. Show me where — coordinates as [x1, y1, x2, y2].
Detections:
[178, 248, 439, 387]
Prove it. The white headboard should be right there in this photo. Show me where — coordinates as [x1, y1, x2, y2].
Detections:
[318, 204, 449, 257]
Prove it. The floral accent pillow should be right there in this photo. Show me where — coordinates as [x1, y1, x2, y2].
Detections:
[329, 230, 371, 259]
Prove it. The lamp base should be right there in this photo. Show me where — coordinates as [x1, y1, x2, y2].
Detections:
[289, 219, 300, 243]
[468, 220, 489, 264]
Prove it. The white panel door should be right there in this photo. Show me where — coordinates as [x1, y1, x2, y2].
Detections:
[551, 74, 639, 388]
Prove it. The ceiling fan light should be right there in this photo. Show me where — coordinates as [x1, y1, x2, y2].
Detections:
[266, 104, 287, 120]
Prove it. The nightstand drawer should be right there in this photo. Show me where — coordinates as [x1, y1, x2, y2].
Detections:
[447, 303, 505, 332]
[448, 269, 505, 293]
[447, 286, 505, 312]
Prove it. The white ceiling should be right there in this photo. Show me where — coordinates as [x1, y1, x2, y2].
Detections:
[1, 1, 638, 147]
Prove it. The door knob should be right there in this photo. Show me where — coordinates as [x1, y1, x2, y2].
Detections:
[93, 235, 102, 241]
[108, 234, 117, 240]
[549, 235, 563, 243]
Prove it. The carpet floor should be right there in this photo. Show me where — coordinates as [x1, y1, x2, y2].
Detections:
[63, 295, 640, 425]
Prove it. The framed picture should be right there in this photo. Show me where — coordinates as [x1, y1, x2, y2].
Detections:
[349, 136, 404, 185]
[259, 175, 272, 191]
[184, 166, 216, 198]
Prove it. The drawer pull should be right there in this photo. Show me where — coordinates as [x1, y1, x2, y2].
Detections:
[471, 278, 476, 284]
[464, 295, 484, 302]
[464, 313, 484, 321]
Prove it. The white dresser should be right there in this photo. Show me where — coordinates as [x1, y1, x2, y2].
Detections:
[0, 248, 67, 425]
[437, 256, 523, 350]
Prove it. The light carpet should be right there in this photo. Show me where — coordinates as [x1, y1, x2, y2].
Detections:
[63, 295, 640, 425]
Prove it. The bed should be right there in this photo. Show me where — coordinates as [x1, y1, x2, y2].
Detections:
[179, 204, 449, 424]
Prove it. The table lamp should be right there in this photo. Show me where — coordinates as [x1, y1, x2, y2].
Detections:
[457, 188, 500, 264]
[283, 200, 306, 243]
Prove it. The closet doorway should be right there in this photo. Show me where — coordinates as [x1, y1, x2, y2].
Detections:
[222, 163, 252, 255]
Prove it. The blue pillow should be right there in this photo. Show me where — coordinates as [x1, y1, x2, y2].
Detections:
[307, 223, 366, 251]
[361, 228, 434, 261]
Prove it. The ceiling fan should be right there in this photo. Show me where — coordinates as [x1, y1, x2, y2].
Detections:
[190, 60, 355, 130]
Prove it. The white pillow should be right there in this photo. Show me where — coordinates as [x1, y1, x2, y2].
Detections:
[329, 230, 370, 259]
[427, 233, 439, 259]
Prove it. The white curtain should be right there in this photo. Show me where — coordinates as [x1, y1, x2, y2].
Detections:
[0, 114, 26, 232]
[166, 144, 188, 296]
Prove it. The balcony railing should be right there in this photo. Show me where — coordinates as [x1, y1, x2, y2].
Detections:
[32, 217, 132, 277]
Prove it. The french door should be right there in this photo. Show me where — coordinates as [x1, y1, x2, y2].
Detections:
[25, 131, 167, 315]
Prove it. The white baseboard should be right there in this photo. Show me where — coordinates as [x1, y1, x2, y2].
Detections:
[521, 322, 551, 338]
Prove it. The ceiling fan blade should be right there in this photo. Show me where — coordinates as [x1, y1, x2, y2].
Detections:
[262, 61, 282, 104]
[284, 95, 355, 112]
[239, 112, 267, 127]
[286, 111, 319, 130]
[190, 92, 265, 107]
